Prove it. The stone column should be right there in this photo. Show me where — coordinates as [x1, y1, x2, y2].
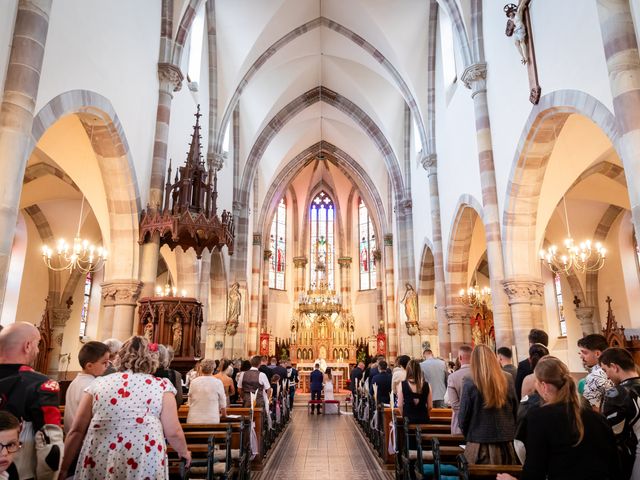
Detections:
[444, 305, 473, 355]
[139, 63, 183, 298]
[461, 63, 514, 351]
[206, 321, 226, 360]
[422, 153, 451, 358]
[338, 257, 352, 312]
[102, 280, 143, 340]
[293, 256, 308, 299]
[0, 0, 53, 313]
[596, 0, 640, 237]
[176, 248, 199, 297]
[575, 306, 596, 336]
[383, 234, 397, 358]
[260, 248, 272, 334]
[197, 250, 211, 355]
[246, 235, 262, 355]
[502, 279, 544, 361]
[374, 250, 385, 332]
[47, 307, 71, 379]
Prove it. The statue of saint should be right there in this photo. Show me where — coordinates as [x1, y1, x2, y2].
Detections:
[143, 319, 154, 343]
[171, 320, 182, 353]
[400, 283, 418, 324]
[472, 320, 483, 347]
[226, 282, 241, 336]
[505, 2, 528, 64]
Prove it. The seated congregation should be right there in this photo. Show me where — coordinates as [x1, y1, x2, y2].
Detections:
[0, 322, 294, 480]
[353, 328, 638, 480]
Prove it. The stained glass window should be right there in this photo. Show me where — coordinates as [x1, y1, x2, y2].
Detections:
[554, 273, 567, 337]
[269, 198, 286, 290]
[358, 199, 377, 290]
[310, 191, 335, 289]
[80, 272, 92, 337]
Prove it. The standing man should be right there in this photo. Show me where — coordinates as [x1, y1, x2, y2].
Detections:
[600, 347, 640, 479]
[371, 361, 393, 405]
[0, 323, 63, 479]
[350, 361, 364, 393]
[420, 349, 448, 408]
[259, 356, 273, 382]
[578, 333, 614, 410]
[310, 364, 324, 414]
[514, 329, 548, 400]
[446, 345, 472, 434]
[285, 361, 299, 408]
[497, 346, 517, 383]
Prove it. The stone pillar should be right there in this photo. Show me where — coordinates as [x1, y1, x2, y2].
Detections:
[47, 307, 71, 379]
[374, 250, 385, 331]
[176, 248, 199, 297]
[101, 280, 143, 340]
[461, 63, 514, 351]
[206, 321, 226, 360]
[247, 235, 262, 355]
[422, 153, 451, 358]
[293, 256, 308, 298]
[596, 0, 640, 237]
[260, 248, 272, 334]
[575, 306, 596, 336]
[383, 235, 397, 358]
[197, 250, 211, 355]
[502, 279, 544, 361]
[338, 257, 352, 312]
[139, 63, 183, 299]
[0, 0, 53, 313]
[444, 305, 473, 355]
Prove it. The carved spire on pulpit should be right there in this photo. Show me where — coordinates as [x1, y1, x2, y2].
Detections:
[139, 105, 235, 257]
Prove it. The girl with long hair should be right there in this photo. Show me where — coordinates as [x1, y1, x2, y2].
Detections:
[458, 345, 518, 465]
[396, 359, 432, 423]
[498, 356, 621, 480]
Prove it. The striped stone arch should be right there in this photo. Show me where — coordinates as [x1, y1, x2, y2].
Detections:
[418, 240, 437, 328]
[24, 153, 79, 190]
[171, 0, 203, 65]
[445, 194, 484, 304]
[257, 142, 389, 255]
[31, 90, 142, 281]
[502, 90, 621, 280]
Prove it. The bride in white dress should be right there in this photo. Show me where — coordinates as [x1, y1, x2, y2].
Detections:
[323, 368, 339, 414]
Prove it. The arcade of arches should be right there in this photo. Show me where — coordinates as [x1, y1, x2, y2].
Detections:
[1, 0, 640, 381]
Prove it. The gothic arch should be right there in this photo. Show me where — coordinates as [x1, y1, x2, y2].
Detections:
[502, 90, 620, 280]
[418, 241, 437, 330]
[32, 90, 141, 280]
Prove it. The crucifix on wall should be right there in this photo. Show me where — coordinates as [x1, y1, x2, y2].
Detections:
[505, 0, 541, 104]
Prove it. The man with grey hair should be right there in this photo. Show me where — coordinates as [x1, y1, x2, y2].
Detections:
[102, 338, 123, 375]
[0, 322, 63, 478]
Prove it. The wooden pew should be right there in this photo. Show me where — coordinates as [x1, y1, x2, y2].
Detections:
[458, 454, 523, 479]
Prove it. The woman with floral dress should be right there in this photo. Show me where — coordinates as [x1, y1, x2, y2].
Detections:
[59, 336, 191, 479]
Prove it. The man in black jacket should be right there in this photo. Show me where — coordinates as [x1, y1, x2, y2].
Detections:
[350, 361, 364, 393]
[371, 361, 392, 405]
[514, 328, 548, 400]
[309, 364, 324, 414]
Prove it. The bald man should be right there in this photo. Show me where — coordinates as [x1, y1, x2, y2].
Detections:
[0, 322, 63, 479]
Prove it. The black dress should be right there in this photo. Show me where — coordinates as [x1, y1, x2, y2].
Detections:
[401, 380, 430, 424]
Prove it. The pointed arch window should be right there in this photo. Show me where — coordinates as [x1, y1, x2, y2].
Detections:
[186, 2, 205, 86]
[269, 198, 287, 290]
[358, 199, 377, 290]
[310, 191, 335, 289]
[439, 9, 457, 85]
[554, 273, 567, 337]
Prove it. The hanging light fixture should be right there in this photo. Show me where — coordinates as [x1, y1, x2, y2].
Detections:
[539, 196, 606, 274]
[459, 271, 491, 307]
[42, 122, 108, 274]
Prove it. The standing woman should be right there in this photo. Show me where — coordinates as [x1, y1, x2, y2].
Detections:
[498, 356, 621, 479]
[458, 344, 518, 465]
[396, 359, 432, 425]
[187, 359, 227, 424]
[59, 336, 191, 479]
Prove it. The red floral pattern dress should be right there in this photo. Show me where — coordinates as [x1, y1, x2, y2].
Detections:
[76, 371, 176, 479]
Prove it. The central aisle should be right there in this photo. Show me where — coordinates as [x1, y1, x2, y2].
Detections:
[253, 408, 393, 480]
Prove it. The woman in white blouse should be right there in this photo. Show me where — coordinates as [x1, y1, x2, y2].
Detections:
[187, 359, 227, 424]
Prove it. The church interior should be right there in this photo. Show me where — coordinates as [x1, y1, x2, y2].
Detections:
[1, 0, 640, 476]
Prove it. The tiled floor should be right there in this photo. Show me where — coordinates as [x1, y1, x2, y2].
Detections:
[254, 408, 393, 480]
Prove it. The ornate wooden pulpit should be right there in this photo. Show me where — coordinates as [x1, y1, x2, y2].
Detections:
[137, 296, 203, 374]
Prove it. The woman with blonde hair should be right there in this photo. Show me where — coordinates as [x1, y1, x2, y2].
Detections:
[498, 356, 621, 479]
[458, 344, 518, 465]
[59, 336, 191, 479]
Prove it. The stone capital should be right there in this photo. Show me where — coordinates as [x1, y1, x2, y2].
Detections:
[338, 256, 352, 268]
[101, 280, 143, 307]
[461, 62, 487, 94]
[207, 321, 227, 336]
[158, 62, 183, 93]
[207, 152, 226, 172]
[263, 249, 273, 261]
[384, 234, 393, 247]
[420, 151, 437, 174]
[232, 201, 246, 213]
[50, 307, 71, 328]
[444, 305, 474, 325]
[293, 256, 308, 268]
[394, 198, 412, 217]
[252, 233, 262, 246]
[502, 279, 544, 305]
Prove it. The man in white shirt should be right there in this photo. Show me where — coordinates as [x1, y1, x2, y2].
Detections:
[578, 333, 614, 410]
[64, 341, 110, 434]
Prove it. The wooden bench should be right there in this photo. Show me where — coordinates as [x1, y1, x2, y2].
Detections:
[307, 399, 341, 414]
[458, 454, 523, 479]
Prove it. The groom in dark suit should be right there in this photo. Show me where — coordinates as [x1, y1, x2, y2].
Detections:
[310, 363, 324, 414]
